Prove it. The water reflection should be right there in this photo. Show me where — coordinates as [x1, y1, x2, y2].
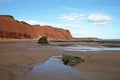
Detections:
[27, 56, 80, 80]
[58, 45, 120, 51]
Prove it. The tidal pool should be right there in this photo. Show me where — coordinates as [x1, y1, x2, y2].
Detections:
[58, 45, 120, 52]
[26, 56, 81, 80]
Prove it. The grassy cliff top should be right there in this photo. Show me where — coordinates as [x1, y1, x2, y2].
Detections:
[0, 15, 14, 19]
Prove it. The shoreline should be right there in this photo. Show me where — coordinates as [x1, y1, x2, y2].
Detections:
[0, 40, 120, 80]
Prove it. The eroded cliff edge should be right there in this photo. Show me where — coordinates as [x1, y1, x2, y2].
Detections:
[0, 15, 72, 39]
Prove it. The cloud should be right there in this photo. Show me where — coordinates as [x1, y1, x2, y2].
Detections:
[20, 20, 64, 28]
[87, 14, 111, 26]
[60, 13, 111, 26]
[24, 20, 40, 25]
[60, 23, 84, 29]
[19, 19, 83, 30]
[87, 14, 111, 22]
[19, 20, 49, 26]
[60, 13, 84, 22]
[94, 21, 111, 26]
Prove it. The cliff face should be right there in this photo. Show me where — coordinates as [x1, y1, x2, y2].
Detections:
[0, 15, 38, 39]
[33, 26, 72, 39]
[0, 15, 72, 39]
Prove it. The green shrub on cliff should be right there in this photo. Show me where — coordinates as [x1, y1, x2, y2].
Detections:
[38, 36, 48, 44]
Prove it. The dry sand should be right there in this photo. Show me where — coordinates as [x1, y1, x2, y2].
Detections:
[0, 40, 120, 80]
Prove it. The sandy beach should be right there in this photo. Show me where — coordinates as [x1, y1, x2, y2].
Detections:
[0, 40, 120, 80]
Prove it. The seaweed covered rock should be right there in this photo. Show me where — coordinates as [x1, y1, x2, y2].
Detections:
[38, 36, 48, 44]
[61, 55, 85, 66]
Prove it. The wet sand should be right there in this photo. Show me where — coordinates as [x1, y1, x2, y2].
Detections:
[0, 40, 120, 80]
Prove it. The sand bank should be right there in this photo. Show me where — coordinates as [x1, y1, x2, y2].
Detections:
[0, 40, 120, 80]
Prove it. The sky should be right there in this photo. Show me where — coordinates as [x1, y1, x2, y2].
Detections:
[0, 0, 120, 39]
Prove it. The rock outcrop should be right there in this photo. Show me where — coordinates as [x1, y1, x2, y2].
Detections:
[0, 15, 72, 39]
[33, 25, 72, 39]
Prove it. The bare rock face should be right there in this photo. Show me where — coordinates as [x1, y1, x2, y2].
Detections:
[0, 15, 72, 39]
[0, 15, 38, 39]
[33, 25, 72, 39]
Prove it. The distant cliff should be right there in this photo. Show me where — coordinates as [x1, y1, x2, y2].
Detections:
[0, 15, 72, 39]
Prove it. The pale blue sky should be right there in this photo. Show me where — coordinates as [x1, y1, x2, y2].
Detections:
[0, 0, 120, 39]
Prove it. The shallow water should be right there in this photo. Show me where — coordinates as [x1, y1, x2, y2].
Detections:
[58, 45, 120, 52]
[26, 56, 81, 80]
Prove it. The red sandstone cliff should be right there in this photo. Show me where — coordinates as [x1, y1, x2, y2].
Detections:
[33, 25, 72, 39]
[0, 15, 72, 39]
